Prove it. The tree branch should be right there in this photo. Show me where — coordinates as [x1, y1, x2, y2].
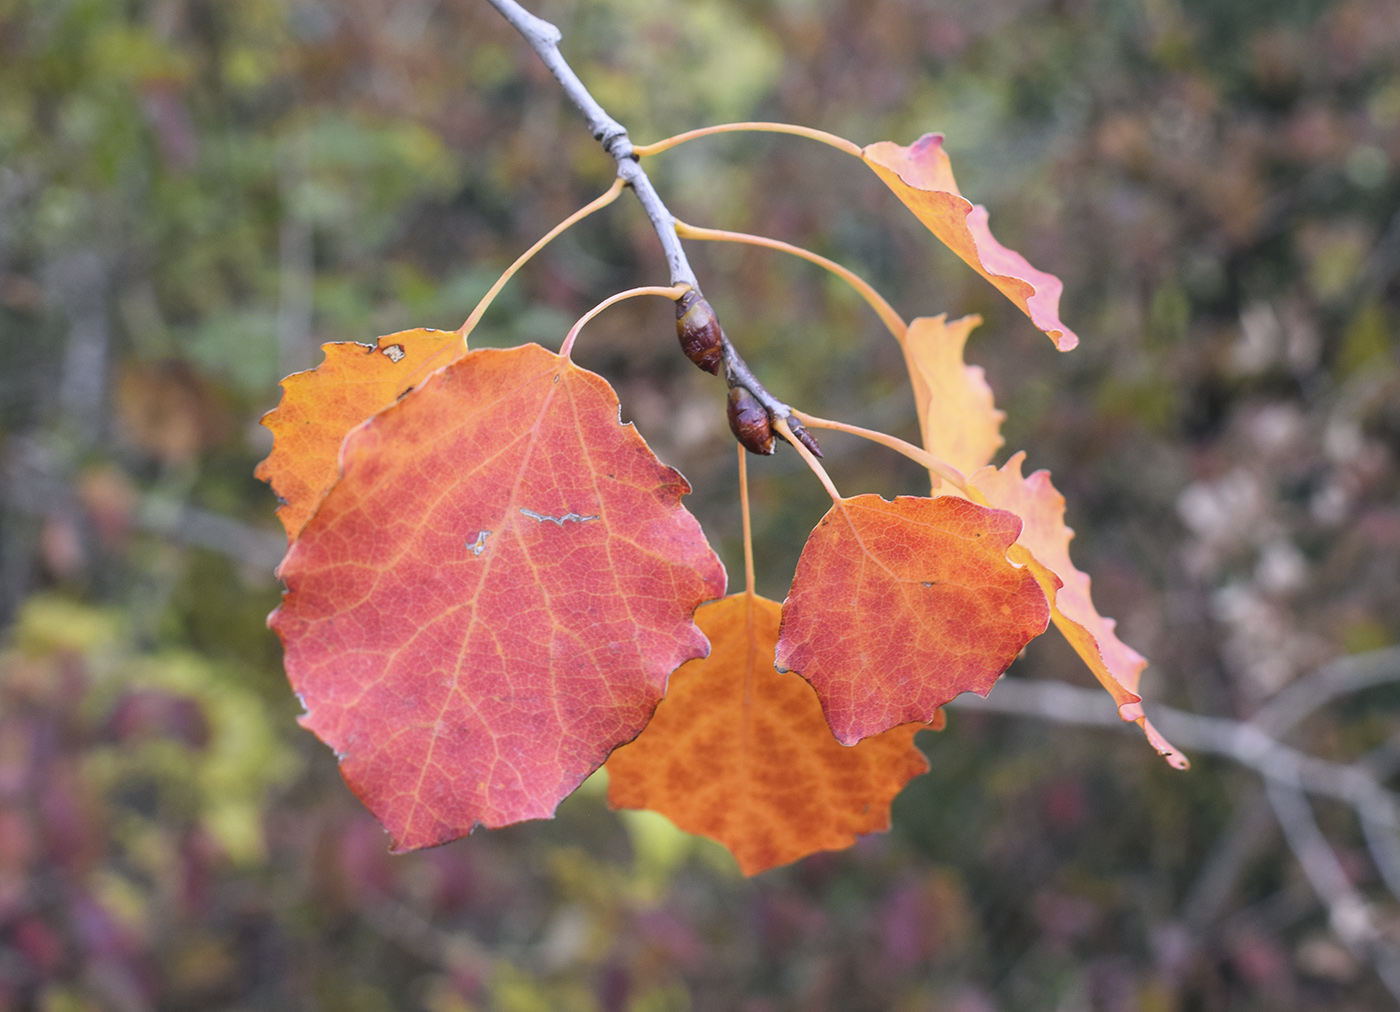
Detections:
[952, 665, 1400, 1003]
[485, 0, 821, 456]
[2, 437, 287, 573]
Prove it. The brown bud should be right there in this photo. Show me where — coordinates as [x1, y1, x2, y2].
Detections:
[727, 386, 774, 455]
[675, 290, 722, 374]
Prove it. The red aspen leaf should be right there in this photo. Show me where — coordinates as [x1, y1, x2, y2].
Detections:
[606, 592, 932, 876]
[269, 343, 726, 850]
[970, 453, 1189, 769]
[256, 328, 463, 540]
[902, 314, 1004, 489]
[862, 134, 1078, 351]
[775, 495, 1050, 745]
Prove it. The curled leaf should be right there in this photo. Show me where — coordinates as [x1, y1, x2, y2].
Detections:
[970, 453, 1188, 769]
[903, 314, 1004, 488]
[607, 592, 931, 875]
[256, 328, 463, 540]
[775, 494, 1050, 745]
[270, 343, 726, 849]
[863, 134, 1078, 351]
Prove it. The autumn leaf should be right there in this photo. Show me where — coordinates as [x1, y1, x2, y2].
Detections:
[256, 328, 463, 540]
[969, 454, 1189, 769]
[775, 494, 1050, 745]
[863, 134, 1078, 351]
[607, 592, 932, 876]
[902, 314, 1003, 490]
[890, 306, 1184, 767]
[269, 343, 726, 850]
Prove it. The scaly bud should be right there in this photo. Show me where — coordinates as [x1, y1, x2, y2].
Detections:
[675, 290, 723, 374]
[727, 386, 774, 455]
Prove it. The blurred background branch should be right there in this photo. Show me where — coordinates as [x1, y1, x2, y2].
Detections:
[956, 647, 1400, 1000]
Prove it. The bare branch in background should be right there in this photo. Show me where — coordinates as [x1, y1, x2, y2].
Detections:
[277, 133, 315, 377]
[2, 438, 286, 574]
[952, 656, 1400, 1002]
[51, 251, 113, 448]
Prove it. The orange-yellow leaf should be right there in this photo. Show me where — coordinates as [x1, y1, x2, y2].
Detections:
[606, 592, 931, 876]
[269, 344, 726, 850]
[863, 134, 1078, 351]
[256, 328, 463, 540]
[970, 453, 1188, 769]
[903, 314, 1004, 489]
[775, 495, 1050, 745]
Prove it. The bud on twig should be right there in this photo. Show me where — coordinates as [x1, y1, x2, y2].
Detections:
[675, 290, 722, 374]
[727, 386, 775, 455]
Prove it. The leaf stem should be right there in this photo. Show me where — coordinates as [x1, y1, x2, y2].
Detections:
[559, 285, 689, 359]
[789, 410, 984, 503]
[634, 122, 862, 158]
[737, 443, 755, 600]
[460, 177, 625, 342]
[774, 416, 842, 503]
[675, 221, 907, 342]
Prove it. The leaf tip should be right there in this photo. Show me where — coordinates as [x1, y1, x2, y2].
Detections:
[910, 131, 946, 156]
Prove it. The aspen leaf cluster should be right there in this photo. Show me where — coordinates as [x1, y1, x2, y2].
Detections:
[259, 19, 1186, 874]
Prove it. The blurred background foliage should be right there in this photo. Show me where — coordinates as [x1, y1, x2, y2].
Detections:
[1, 0, 1398, 1009]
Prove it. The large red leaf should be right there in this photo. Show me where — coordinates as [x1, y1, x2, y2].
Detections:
[256, 328, 463, 540]
[775, 495, 1050, 745]
[970, 454, 1188, 768]
[270, 343, 726, 850]
[863, 134, 1078, 351]
[607, 592, 931, 875]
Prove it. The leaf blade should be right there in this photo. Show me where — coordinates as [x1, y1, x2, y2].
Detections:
[270, 344, 727, 849]
[607, 592, 931, 875]
[903, 314, 1004, 486]
[971, 454, 1188, 769]
[863, 134, 1078, 351]
[775, 494, 1050, 745]
[256, 328, 463, 540]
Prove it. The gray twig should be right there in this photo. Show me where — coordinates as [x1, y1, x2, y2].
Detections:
[484, 0, 821, 456]
[951, 663, 1400, 1004]
[2, 437, 286, 573]
[1179, 787, 1275, 930]
[1253, 646, 1400, 736]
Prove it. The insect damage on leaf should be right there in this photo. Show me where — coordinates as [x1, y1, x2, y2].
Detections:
[518, 508, 600, 525]
[862, 134, 1078, 351]
[775, 494, 1050, 745]
[270, 343, 726, 851]
[256, 328, 464, 541]
[607, 592, 932, 876]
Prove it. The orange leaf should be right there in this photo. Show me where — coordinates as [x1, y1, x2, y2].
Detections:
[970, 453, 1188, 769]
[269, 344, 726, 850]
[775, 495, 1050, 745]
[863, 134, 1078, 351]
[606, 592, 931, 876]
[903, 314, 1004, 488]
[256, 328, 463, 540]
